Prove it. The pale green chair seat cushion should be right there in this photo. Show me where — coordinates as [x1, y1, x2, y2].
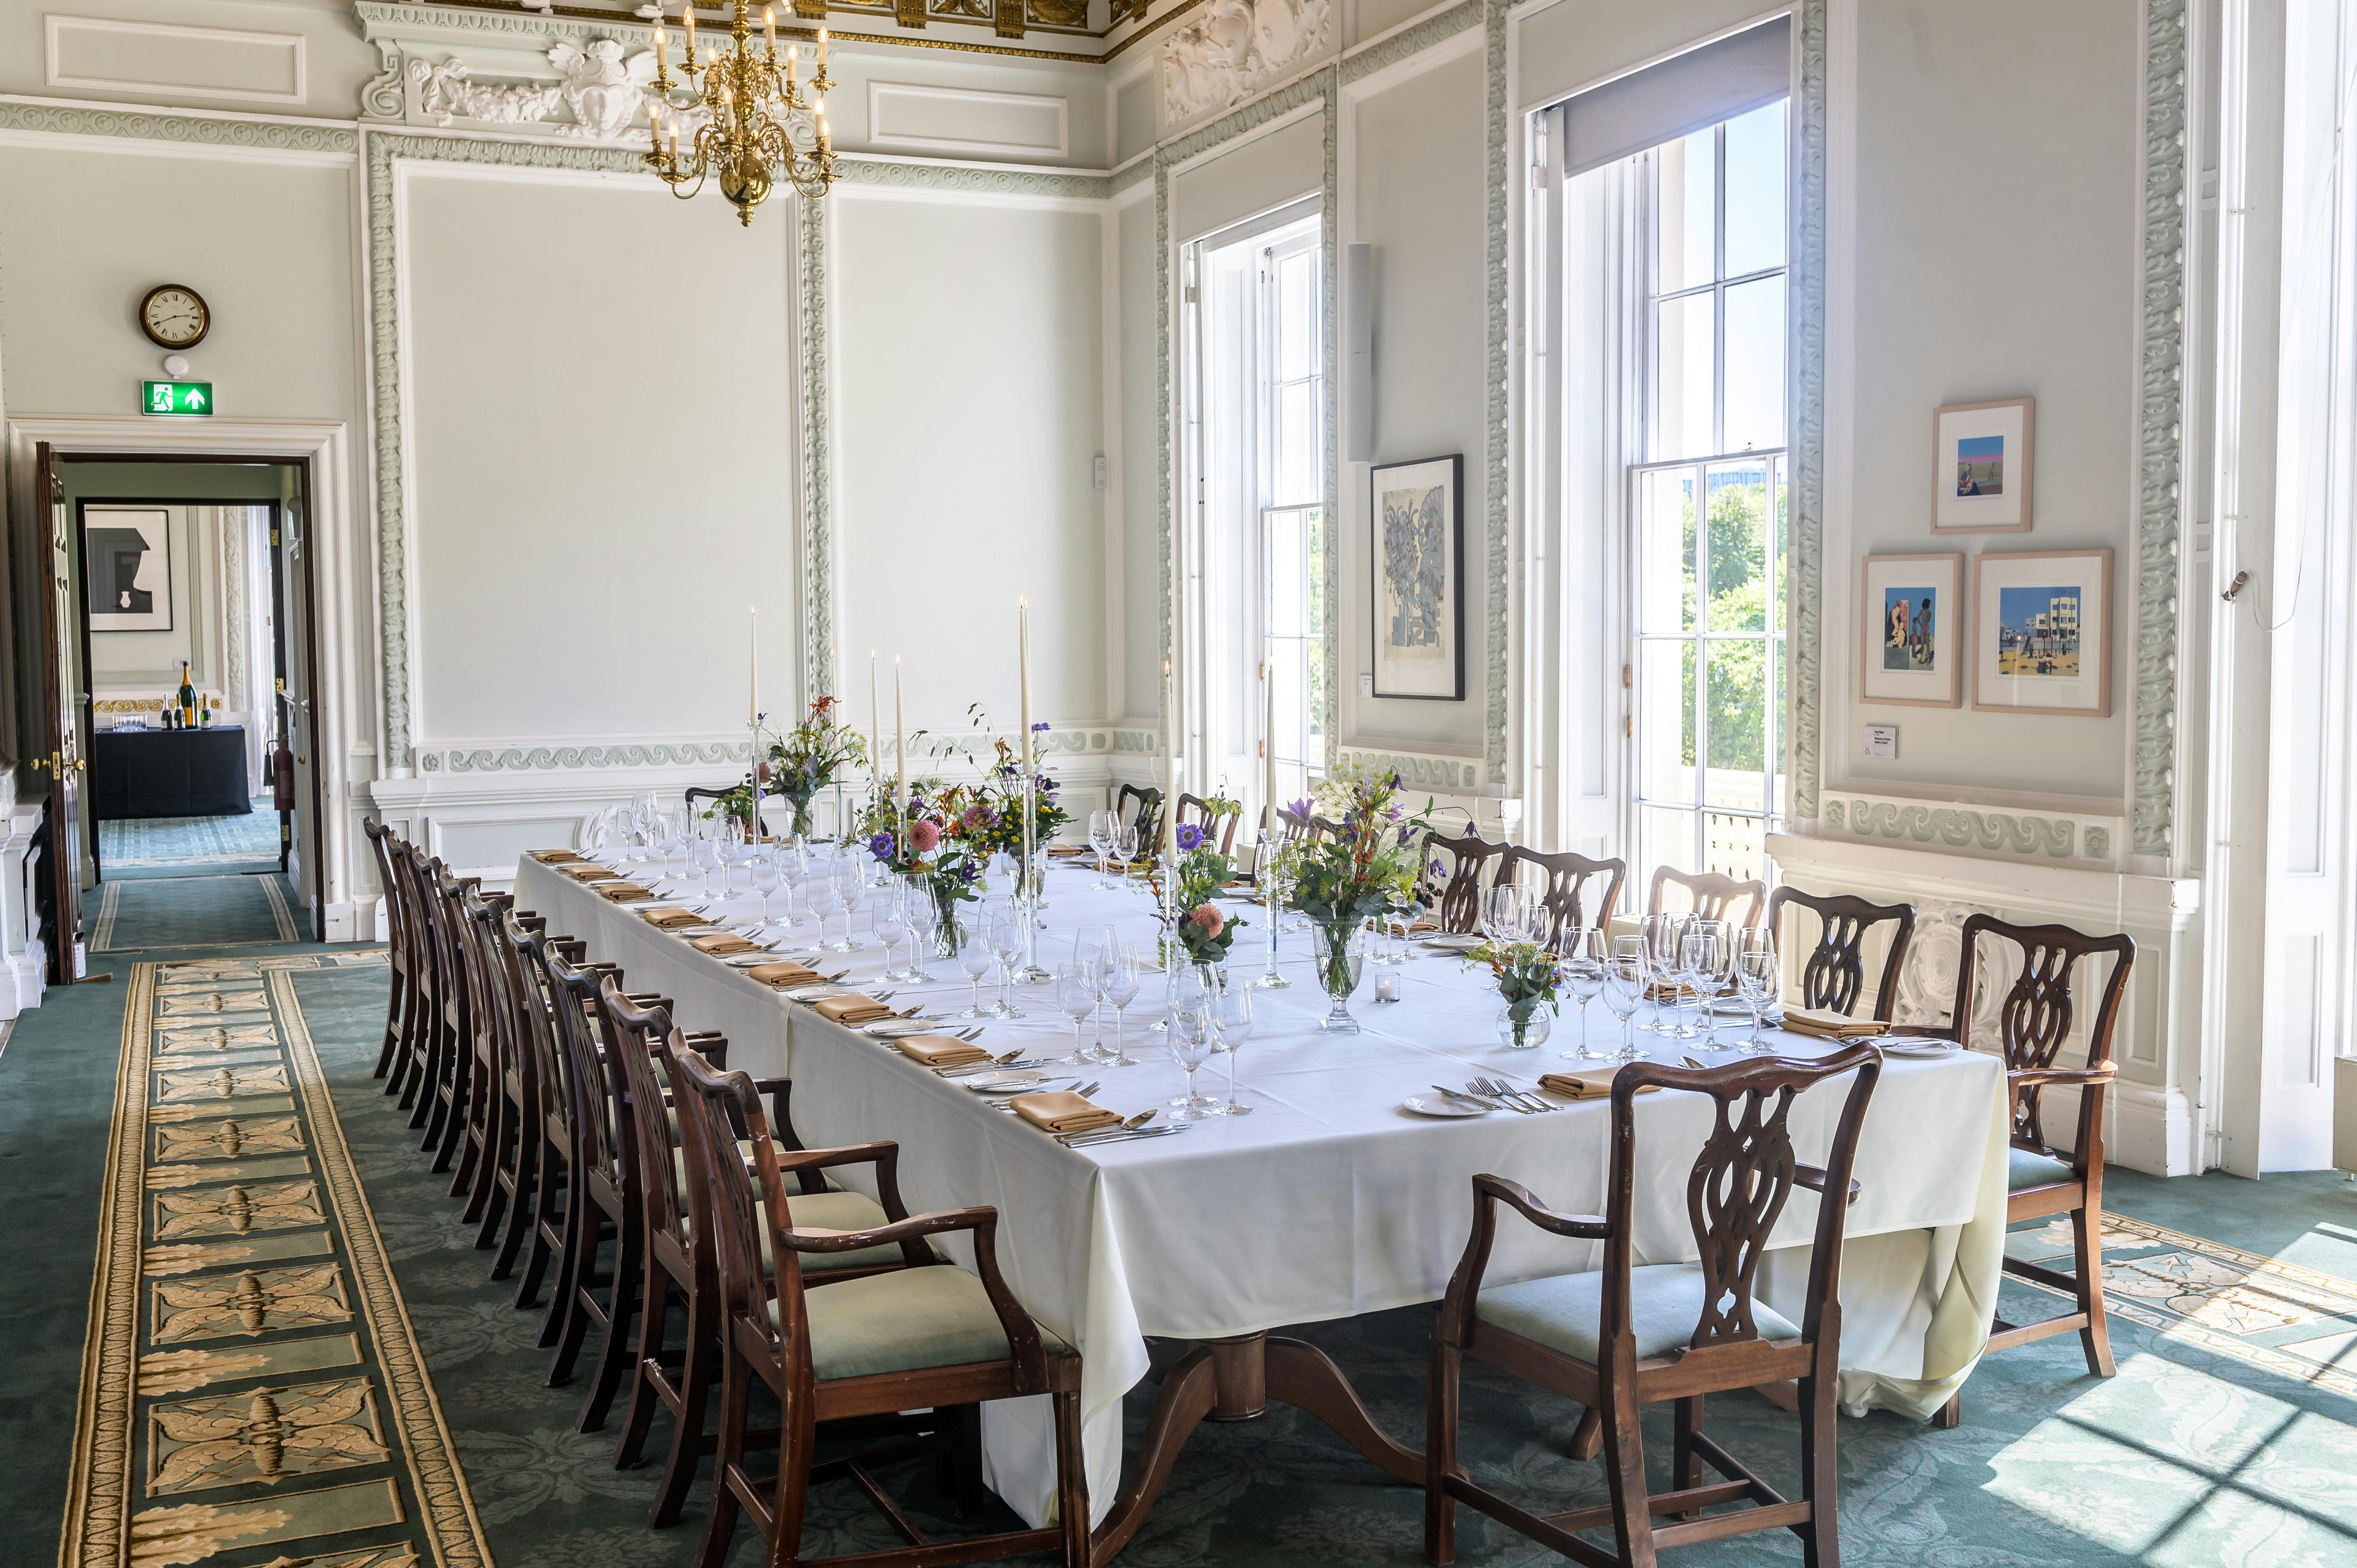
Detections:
[1476, 1262, 1801, 1364]
[2007, 1147, 2078, 1191]
[774, 1264, 1070, 1383]
[671, 1144, 906, 1272]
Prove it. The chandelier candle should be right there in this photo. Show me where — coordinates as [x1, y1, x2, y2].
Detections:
[645, 0, 836, 226]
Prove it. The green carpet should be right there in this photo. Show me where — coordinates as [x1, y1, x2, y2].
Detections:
[9, 879, 2357, 1566]
[101, 800, 279, 873]
[91, 873, 298, 953]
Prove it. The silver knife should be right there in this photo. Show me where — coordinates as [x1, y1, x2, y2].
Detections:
[1066, 1125, 1189, 1147]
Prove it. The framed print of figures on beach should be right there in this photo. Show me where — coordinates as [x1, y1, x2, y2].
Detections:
[1972, 547, 2111, 716]
[1861, 552, 1963, 708]
[1934, 396, 2033, 532]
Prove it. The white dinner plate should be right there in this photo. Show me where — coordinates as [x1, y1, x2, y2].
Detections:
[1880, 1038, 1960, 1059]
[863, 1019, 942, 1038]
[783, 984, 854, 1002]
[1420, 934, 1481, 953]
[963, 1072, 1067, 1094]
[1401, 1093, 1488, 1118]
[723, 953, 781, 968]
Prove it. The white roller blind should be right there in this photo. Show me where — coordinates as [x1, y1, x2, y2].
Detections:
[1560, 15, 1790, 179]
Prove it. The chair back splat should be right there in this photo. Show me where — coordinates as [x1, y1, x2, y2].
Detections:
[1766, 887, 1916, 1021]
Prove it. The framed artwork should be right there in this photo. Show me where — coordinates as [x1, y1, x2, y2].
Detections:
[1859, 552, 1963, 708]
[1972, 547, 2111, 717]
[1932, 396, 2034, 532]
[1369, 454, 1465, 700]
[83, 508, 174, 632]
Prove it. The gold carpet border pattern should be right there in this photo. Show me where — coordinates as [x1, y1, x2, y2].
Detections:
[59, 952, 490, 1568]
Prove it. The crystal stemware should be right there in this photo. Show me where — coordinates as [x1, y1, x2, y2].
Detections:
[1214, 980, 1254, 1114]
[990, 912, 1027, 1018]
[1054, 964, 1098, 1065]
[1602, 953, 1647, 1062]
[1167, 993, 1218, 1120]
[1100, 945, 1142, 1065]
[1559, 926, 1607, 1061]
[957, 916, 997, 1019]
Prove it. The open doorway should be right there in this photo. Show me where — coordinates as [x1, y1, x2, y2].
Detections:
[24, 449, 325, 979]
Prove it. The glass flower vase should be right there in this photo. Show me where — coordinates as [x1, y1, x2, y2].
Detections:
[1309, 917, 1366, 1034]
[1496, 1000, 1553, 1050]
[928, 878, 966, 959]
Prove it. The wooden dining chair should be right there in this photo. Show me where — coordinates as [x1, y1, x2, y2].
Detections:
[1646, 866, 1768, 928]
[1423, 828, 1509, 934]
[467, 900, 579, 1275]
[502, 910, 615, 1311]
[1175, 792, 1239, 856]
[673, 1037, 1089, 1568]
[1921, 914, 2134, 1428]
[449, 883, 529, 1195]
[417, 857, 481, 1152]
[603, 989, 922, 1528]
[1427, 1045, 1883, 1568]
[1766, 888, 1917, 1021]
[1499, 846, 1626, 949]
[363, 820, 420, 1093]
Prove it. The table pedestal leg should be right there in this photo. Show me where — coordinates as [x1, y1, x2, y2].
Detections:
[1089, 1331, 1425, 1565]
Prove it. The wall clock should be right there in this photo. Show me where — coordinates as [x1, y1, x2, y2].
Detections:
[139, 284, 210, 349]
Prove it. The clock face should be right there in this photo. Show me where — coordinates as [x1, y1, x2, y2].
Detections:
[140, 285, 209, 349]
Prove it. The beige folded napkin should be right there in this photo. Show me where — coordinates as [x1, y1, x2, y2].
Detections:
[690, 932, 762, 957]
[813, 994, 896, 1026]
[1408, 919, 1442, 934]
[1538, 1066, 1663, 1099]
[531, 849, 585, 864]
[1046, 843, 1090, 859]
[1010, 1089, 1122, 1136]
[598, 883, 655, 903]
[1781, 1007, 1890, 1040]
[559, 862, 615, 881]
[896, 1034, 993, 1069]
[641, 908, 704, 930]
[745, 961, 823, 989]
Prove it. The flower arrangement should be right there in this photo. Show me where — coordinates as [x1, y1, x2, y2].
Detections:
[765, 695, 866, 835]
[1266, 764, 1433, 925]
[1466, 938, 1564, 1049]
[1153, 842, 1249, 964]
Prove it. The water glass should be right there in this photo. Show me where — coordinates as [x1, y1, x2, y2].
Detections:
[1559, 926, 1607, 1061]
[1100, 945, 1142, 1065]
[1055, 964, 1098, 1064]
[1734, 944, 1779, 1053]
[1602, 953, 1648, 1061]
[1088, 809, 1117, 885]
[1214, 981, 1254, 1114]
[990, 915, 1028, 1018]
[958, 919, 998, 1019]
[1166, 998, 1218, 1119]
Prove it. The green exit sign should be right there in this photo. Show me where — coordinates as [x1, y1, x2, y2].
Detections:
[142, 380, 213, 416]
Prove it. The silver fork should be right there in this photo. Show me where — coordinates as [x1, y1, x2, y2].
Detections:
[1471, 1077, 1549, 1113]
[1486, 1077, 1557, 1113]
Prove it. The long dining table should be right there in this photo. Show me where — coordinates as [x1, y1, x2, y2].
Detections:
[514, 849, 2010, 1554]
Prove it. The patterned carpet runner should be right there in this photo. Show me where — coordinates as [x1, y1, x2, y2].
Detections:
[101, 804, 279, 872]
[60, 953, 489, 1568]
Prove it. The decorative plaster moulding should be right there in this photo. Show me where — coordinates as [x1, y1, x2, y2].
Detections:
[1161, 0, 1333, 124]
[46, 15, 307, 107]
[1336, 744, 1481, 792]
[1820, 791, 2125, 868]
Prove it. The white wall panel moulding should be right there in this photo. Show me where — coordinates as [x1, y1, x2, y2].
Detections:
[47, 15, 307, 106]
[867, 81, 1071, 158]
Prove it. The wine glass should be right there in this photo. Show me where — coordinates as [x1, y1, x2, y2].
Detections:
[957, 916, 997, 1019]
[904, 879, 942, 983]
[1602, 953, 1648, 1062]
[809, 861, 847, 952]
[1558, 926, 1607, 1062]
[1638, 915, 1682, 1034]
[1167, 994, 1219, 1121]
[989, 911, 1028, 1018]
[1088, 809, 1117, 887]
[834, 859, 868, 951]
[1054, 963, 1099, 1065]
[747, 848, 782, 926]
[1100, 945, 1142, 1066]
[1110, 824, 1138, 890]
[1734, 943, 1780, 1053]
[1479, 885, 1522, 944]
[1214, 980, 1254, 1114]
[874, 878, 910, 981]
[1671, 925, 1709, 1040]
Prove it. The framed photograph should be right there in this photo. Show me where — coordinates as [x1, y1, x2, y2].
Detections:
[1933, 396, 2034, 532]
[1972, 548, 2111, 717]
[1369, 454, 1465, 700]
[1859, 552, 1963, 708]
[83, 507, 173, 633]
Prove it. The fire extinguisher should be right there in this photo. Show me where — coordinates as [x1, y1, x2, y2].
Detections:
[272, 698, 296, 811]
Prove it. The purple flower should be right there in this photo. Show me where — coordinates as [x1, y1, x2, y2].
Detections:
[1286, 798, 1313, 819]
[1396, 824, 1415, 846]
[868, 831, 896, 860]
[1175, 823, 1205, 851]
[1031, 721, 1051, 732]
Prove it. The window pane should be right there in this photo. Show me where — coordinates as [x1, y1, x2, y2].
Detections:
[1723, 99, 1787, 277]
[1770, 637, 1786, 810]
[1276, 250, 1315, 381]
[1636, 639, 1693, 804]
[1655, 131, 1716, 295]
[1271, 637, 1306, 764]
[1266, 509, 1304, 637]
[1704, 640, 1766, 800]
[1703, 462, 1769, 632]
[1723, 274, 1785, 453]
[1651, 292, 1715, 459]
[1305, 509, 1326, 739]
[1642, 805, 1699, 879]
[1273, 381, 1318, 505]
[1702, 809, 1766, 885]
[1636, 468, 1696, 633]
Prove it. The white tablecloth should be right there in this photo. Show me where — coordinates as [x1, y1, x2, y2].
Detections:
[515, 854, 2010, 1527]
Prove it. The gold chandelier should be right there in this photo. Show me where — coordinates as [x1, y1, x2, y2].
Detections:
[646, 1, 836, 226]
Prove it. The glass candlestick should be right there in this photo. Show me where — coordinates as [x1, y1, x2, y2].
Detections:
[1255, 888, 1291, 988]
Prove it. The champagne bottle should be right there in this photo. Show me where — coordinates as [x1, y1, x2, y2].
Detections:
[199, 692, 211, 728]
[178, 660, 196, 726]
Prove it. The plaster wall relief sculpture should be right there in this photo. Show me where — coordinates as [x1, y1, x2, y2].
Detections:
[408, 40, 656, 140]
[1162, 0, 1333, 123]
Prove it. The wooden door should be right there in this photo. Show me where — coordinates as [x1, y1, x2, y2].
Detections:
[34, 443, 87, 982]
